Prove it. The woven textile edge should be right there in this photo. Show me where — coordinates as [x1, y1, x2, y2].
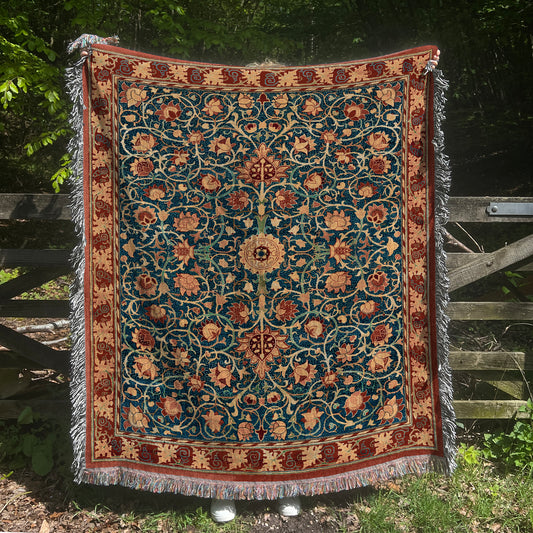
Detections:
[66, 56, 88, 483]
[432, 68, 456, 474]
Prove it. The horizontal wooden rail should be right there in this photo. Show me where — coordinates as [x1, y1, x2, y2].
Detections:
[448, 301, 533, 320]
[0, 249, 71, 268]
[448, 197, 533, 223]
[453, 400, 529, 419]
[449, 351, 531, 371]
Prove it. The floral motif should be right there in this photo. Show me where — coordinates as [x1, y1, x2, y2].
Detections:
[236, 143, 289, 186]
[239, 233, 285, 274]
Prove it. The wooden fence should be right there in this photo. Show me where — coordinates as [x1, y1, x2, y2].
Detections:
[0, 193, 532, 420]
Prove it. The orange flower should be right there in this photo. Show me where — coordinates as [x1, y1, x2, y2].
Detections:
[335, 148, 353, 164]
[132, 133, 157, 152]
[119, 83, 148, 107]
[209, 363, 234, 389]
[291, 134, 316, 154]
[133, 355, 158, 379]
[273, 94, 288, 108]
[359, 300, 379, 319]
[303, 171, 324, 191]
[124, 405, 150, 431]
[301, 406, 323, 430]
[291, 361, 317, 386]
[344, 102, 368, 121]
[320, 130, 338, 143]
[237, 421, 254, 441]
[324, 210, 351, 230]
[200, 320, 221, 341]
[174, 273, 200, 296]
[321, 371, 338, 388]
[329, 238, 352, 263]
[325, 271, 351, 293]
[305, 318, 326, 339]
[172, 241, 195, 265]
[367, 350, 392, 373]
[209, 135, 234, 155]
[199, 173, 221, 192]
[156, 396, 182, 421]
[187, 130, 205, 144]
[370, 324, 393, 346]
[188, 374, 204, 391]
[135, 206, 157, 226]
[202, 410, 224, 433]
[202, 97, 223, 116]
[143, 184, 166, 200]
[367, 132, 390, 150]
[275, 189, 297, 209]
[173, 347, 190, 367]
[336, 342, 355, 363]
[227, 190, 250, 210]
[145, 304, 167, 323]
[267, 392, 281, 403]
[302, 97, 323, 116]
[377, 396, 404, 423]
[375, 83, 401, 106]
[270, 419, 287, 440]
[132, 329, 155, 352]
[236, 326, 289, 379]
[173, 212, 200, 232]
[135, 273, 158, 296]
[358, 182, 377, 198]
[171, 149, 189, 166]
[237, 93, 254, 109]
[344, 390, 370, 416]
[236, 143, 289, 186]
[130, 157, 154, 177]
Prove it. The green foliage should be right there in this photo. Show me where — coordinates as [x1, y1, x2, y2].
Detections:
[0, 407, 67, 477]
[457, 442, 483, 466]
[484, 399, 533, 473]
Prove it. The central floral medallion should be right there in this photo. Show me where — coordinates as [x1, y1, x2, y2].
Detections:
[239, 233, 285, 274]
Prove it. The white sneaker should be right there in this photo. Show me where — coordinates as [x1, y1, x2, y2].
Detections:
[278, 495, 302, 517]
[210, 498, 236, 523]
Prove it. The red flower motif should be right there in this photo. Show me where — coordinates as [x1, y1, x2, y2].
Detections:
[321, 371, 338, 388]
[367, 270, 389, 293]
[227, 190, 250, 210]
[132, 328, 156, 351]
[367, 204, 388, 224]
[228, 302, 250, 325]
[275, 189, 297, 209]
[368, 155, 391, 175]
[343, 102, 369, 121]
[275, 300, 298, 322]
[135, 206, 157, 226]
[135, 273, 158, 296]
[155, 101, 182, 121]
[370, 324, 393, 346]
[130, 157, 154, 177]
[156, 396, 182, 421]
[345, 390, 370, 416]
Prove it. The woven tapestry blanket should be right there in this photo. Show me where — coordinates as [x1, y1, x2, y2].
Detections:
[68, 43, 455, 499]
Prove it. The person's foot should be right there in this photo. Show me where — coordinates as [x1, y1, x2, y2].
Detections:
[210, 498, 236, 523]
[278, 495, 302, 517]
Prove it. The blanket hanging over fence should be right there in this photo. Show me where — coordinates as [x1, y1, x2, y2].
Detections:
[67, 41, 455, 499]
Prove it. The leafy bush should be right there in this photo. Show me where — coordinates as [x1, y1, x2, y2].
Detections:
[484, 399, 533, 474]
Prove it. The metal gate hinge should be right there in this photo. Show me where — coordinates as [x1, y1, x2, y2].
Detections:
[486, 202, 533, 216]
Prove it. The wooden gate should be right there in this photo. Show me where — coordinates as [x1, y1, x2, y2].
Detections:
[0, 193, 532, 419]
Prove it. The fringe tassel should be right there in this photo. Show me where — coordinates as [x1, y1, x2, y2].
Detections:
[65, 55, 89, 483]
[432, 68, 457, 474]
[74, 455, 449, 500]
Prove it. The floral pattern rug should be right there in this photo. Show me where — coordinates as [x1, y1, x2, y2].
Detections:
[69, 43, 454, 499]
